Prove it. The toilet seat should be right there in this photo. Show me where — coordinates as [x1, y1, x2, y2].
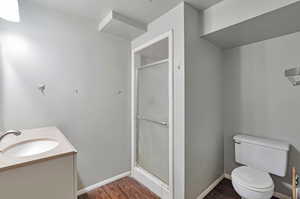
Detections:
[232, 166, 274, 192]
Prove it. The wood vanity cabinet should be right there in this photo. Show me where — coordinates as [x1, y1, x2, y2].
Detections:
[0, 153, 77, 199]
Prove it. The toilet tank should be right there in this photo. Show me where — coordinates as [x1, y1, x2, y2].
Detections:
[234, 135, 290, 177]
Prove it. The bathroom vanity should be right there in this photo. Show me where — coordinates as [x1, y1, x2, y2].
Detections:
[0, 127, 77, 199]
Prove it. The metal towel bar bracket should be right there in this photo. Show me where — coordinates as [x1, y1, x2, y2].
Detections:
[285, 67, 300, 86]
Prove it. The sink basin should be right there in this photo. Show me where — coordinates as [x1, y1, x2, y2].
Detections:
[2, 139, 59, 157]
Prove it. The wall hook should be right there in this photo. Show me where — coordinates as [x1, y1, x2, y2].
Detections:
[37, 84, 46, 94]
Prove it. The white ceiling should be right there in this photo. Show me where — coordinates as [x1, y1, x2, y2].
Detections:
[29, 0, 223, 24]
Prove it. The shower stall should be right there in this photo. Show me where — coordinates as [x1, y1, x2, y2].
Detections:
[131, 31, 173, 199]
[130, 4, 224, 199]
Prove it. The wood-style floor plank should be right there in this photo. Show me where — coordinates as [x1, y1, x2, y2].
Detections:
[117, 177, 149, 199]
[78, 188, 111, 199]
[122, 177, 160, 199]
[118, 177, 160, 199]
[204, 179, 279, 199]
[102, 181, 128, 199]
[79, 177, 280, 199]
[78, 177, 160, 199]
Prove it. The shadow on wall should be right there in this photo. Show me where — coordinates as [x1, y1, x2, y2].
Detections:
[223, 48, 243, 174]
[77, 171, 84, 190]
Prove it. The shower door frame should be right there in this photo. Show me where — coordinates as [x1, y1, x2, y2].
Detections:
[131, 30, 173, 199]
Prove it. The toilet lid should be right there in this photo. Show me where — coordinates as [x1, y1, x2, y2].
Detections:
[232, 166, 273, 189]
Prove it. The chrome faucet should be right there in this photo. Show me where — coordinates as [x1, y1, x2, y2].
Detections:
[0, 130, 22, 142]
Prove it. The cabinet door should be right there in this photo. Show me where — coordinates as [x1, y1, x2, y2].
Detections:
[0, 155, 76, 199]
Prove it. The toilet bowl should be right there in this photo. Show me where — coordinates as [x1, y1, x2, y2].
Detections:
[232, 166, 274, 199]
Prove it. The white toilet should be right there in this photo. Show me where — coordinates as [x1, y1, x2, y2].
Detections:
[232, 135, 290, 199]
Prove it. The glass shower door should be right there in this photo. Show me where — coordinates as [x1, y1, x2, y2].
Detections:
[135, 37, 170, 184]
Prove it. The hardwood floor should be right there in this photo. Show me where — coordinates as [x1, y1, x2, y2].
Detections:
[204, 179, 279, 199]
[78, 178, 279, 199]
[78, 177, 160, 199]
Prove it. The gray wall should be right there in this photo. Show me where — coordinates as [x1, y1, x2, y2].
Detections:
[184, 4, 224, 199]
[223, 31, 300, 195]
[0, 0, 131, 189]
[202, 0, 300, 35]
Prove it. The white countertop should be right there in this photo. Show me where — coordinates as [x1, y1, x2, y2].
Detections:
[0, 127, 77, 171]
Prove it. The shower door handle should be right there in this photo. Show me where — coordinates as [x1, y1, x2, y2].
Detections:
[137, 115, 169, 127]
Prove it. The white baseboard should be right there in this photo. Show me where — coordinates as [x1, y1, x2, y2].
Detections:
[196, 174, 225, 199]
[225, 173, 291, 199]
[77, 171, 131, 196]
[77, 171, 291, 199]
[224, 173, 231, 180]
[132, 166, 170, 199]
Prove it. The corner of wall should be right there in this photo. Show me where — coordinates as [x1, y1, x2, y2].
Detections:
[184, 3, 224, 199]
